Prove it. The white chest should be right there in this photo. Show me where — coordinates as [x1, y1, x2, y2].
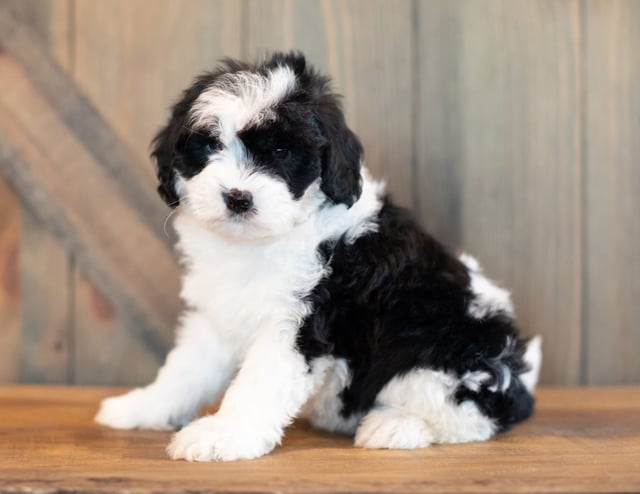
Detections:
[174, 214, 328, 351]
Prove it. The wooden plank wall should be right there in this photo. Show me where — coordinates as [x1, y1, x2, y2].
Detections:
[584, 1, 640, 384]
[416, 1, 583, 385]
[0, 0, 638, 386]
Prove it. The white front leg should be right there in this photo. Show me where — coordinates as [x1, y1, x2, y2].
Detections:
[167, 327, 325, 461]
[95, 311, 236, 430]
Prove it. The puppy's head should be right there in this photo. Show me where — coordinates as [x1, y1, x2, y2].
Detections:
[152, 52, 363, 240]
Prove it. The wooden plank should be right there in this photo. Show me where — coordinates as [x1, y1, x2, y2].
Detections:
[71, 0, 242, 384]
[73, 0, 243, 170]
[416, 1, 583, 384]
[413, 1, 464, 247]
[0, 5, 170, 243]
[0, 56, 179, 357]
[245, 0, 414, 207]
[3, 0, 72, 68]
[17, 211, 72, 384]
[0, 177, 20, 383]
[584, 0, 640, 384]
[245, 1, 330, 65]
[1, 386, 639, 493]
[1, 0, 175, 383]
[73, 272, 160, 386]
[55, 0, 152, 386]
[4, 0, 75, 384]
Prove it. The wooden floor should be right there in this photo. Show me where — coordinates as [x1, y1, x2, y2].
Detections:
[0, 386, 639, 493]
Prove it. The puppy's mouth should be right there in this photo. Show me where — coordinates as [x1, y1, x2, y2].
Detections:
[226, 208, 257, 222]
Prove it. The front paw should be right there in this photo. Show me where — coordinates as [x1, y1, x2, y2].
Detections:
[95, 389, 186, 430]
[167, 415, 277, 461]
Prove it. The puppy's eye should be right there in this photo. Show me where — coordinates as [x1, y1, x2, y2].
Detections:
[203, 138, 222, 154]
[272, 148, 290, 160]
[186, 134, 221, 154]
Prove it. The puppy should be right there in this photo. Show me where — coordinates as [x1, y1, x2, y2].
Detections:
[96, 52, 542, 461]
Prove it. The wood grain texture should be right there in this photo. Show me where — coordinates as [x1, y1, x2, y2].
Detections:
[73, 0, 243, 170]
[9, 0, 166, 386]
[0, 1, 179, 383]
[0, 386, 639, 493]
[18, 211, 72, 384]
[5, 0, 75, 385]
[74, 272, 161, 386]
[4, 0, 72, 68]
[0, 0, 639, 387]
[416, 1, 583, 385]
[0, 55, 179, 356]
[70, 0, 243, 384]
[584, 0, 640, 384]
[0, 4, 169, 242]
[246, 0, 414, 207]
[0, 177, 20, 383]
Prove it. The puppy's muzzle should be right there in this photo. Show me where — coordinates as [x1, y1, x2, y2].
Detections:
[223, 188, 254, 214]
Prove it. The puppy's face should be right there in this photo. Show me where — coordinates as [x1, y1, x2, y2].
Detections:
[152, 53, 363, 240]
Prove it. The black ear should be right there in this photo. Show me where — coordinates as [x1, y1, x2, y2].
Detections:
[151, 125, 180, 208]
[149, 71, 216, 208]
[316, 100, 363, 207]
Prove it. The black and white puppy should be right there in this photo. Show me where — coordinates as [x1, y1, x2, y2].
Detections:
[96, 52, 542, 461]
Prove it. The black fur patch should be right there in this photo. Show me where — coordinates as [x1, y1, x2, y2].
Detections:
[238, 106, 325, 199]
[298, 199, 534, 432]
[176, 132, 222, 178]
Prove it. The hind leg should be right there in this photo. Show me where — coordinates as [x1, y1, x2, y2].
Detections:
[301, 357, 362, 435]
[355, 369, 496, 449]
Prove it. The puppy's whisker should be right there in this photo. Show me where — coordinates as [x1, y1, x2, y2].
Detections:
[162, 208, 178, 237]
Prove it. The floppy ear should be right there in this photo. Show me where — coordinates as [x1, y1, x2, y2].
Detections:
[151, 125, 180, 208]
[150, 70, 223, 208]
[316, 100, 363, 207]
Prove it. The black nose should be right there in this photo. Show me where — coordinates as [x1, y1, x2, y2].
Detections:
[222, 188, 253, 214]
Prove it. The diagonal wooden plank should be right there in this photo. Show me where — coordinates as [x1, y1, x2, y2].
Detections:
[73, 0, 244, 168]
[0, 55, 179, 356]
[3, 0, 76, 384]
[0, 3, 171, 243]
[70, 0, 243, 385]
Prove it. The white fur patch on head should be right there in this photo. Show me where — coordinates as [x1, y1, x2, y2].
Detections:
[189, 66, 297, 140]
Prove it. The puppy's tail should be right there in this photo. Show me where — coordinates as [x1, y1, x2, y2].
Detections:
[520, 336, 542, 393]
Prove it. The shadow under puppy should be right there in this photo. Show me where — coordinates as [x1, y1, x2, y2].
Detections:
[96, 52, 542, 461]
